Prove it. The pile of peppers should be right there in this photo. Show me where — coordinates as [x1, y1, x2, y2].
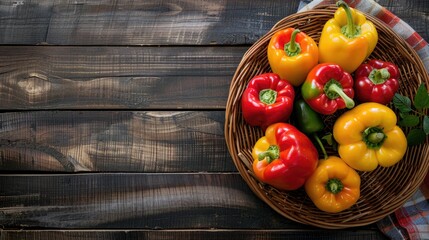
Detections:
[239, 0, 408, 213]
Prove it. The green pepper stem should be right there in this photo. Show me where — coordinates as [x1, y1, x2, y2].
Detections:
[368, 132, 385, 144]
[284, 29, 301, 57]
[259, 89, 277, 105]
[258, 145, 280, 163]
[313, 133, 328, 160]
[337, 0, 359, 38]
[326, 82, 355, 109]
[369, 68, 391, 84]
[326, 178, 344, 194]
[363, 127, 386, 149]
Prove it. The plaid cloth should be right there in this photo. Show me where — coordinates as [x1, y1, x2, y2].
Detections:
[298, 1, 429, 239]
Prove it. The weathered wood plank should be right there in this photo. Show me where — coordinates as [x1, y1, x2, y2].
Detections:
[0, 0, 426, 46]
[0, 46, 243, 109]
[0, 229, 387, 240]
[0, 0, 301, 45]
[0, 173, 300, 229]
[0, 111, 234, 172]
[0, 173, 383, 233]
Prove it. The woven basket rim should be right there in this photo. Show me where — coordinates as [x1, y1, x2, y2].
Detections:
[225, 4, 429, 229]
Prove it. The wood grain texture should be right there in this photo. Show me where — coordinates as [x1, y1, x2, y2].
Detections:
[0, 111, 234, 172]
[0, 46, 243, 110]
[0, 168, 384, 239]
[0, 173, 299, 229]
[0, 229, 387, 240]
[0, 0, 426, 46]
[0, 0, 301, 46]
[1, 0, 425, 238]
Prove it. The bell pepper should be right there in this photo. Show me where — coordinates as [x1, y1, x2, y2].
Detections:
[293, 98, 328, 159]
[267, 28, 319, 86]
[318, 1, 378, 73]
[301, 63, 355, 115]
[354, 59, 400, 105]
[252, 122, 318, 190]
[241, 73, 295, 130]
[333, 102, 407, 171]
[305, 156, 361, 213]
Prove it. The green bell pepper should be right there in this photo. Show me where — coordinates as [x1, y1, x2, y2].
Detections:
[293, 99, 327, 159]
[294, 99, 324, 134]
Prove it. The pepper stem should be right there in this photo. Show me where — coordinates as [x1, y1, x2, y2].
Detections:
[326, 178, 344, 194]
[368, 132, 385, 143]
[362, 127, 386, 149]
[337, 0, 360, 38]
[258, 145, 280, 163]
[313, 134, 328, 160]
[259, 89, 277, 105]
[369, 68, 391, 84]
[284, 29, 301, 57]
[325, 80, 355, 109]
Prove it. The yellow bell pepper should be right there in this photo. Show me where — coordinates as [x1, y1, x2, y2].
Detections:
[318, 1, 378, 73]
[305, 156, 361, 213]
[333, 102, 407, 171]
[267, 28, 319, 86]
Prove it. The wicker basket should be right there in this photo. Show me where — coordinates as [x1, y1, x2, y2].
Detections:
[225, 4, 429, 229]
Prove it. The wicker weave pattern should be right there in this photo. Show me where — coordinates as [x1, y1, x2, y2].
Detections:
[224, 5, 429, 229]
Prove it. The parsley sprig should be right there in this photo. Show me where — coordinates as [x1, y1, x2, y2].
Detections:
[393, 83, 429, 146]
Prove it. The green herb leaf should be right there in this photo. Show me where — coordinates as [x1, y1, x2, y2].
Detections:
[322, 133, 334, 146]
[414, 83, 429, 110]
[393, 93, 412, 113]
[399, 112, 409, 119]
[322, 133, 337, 151]
[407, 128, 426, 146]
[398, 114, 420, 127]
[423, 116, 429, 135]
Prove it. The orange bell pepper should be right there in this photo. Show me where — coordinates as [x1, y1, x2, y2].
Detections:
[267, 28, 319, 86]
[305, 156, 361, 213]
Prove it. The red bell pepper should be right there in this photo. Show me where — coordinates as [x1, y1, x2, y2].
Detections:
[301, 63, 355, 115]
[353, 59, 399, 105]
[241, 73, 295, 130]
[252, 122, 319, 190]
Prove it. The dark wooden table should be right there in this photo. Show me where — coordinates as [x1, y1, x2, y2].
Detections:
[0, 0, 427, 239]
